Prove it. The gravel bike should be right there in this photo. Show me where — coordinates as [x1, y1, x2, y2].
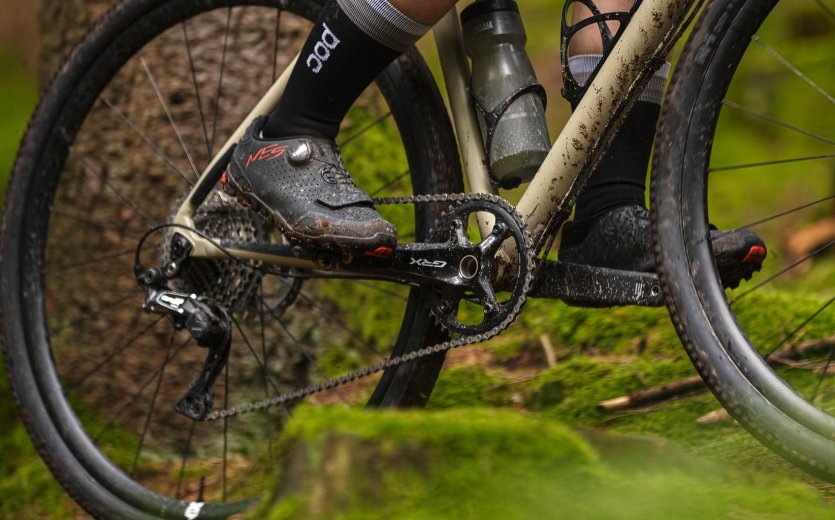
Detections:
[2, 0, 833, 517]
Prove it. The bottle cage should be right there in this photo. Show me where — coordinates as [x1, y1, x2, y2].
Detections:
[470, 82, 548, 189]
[560, 0, 642, 107]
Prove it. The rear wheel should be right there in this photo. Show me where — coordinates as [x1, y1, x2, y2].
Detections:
[1, 0, 461, 517]
[653, 0, 835, 480]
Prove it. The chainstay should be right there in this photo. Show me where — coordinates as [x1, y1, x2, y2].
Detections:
[202, 192, 534, 422]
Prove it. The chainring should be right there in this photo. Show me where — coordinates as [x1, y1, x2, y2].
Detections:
[428, 198, 532, 336]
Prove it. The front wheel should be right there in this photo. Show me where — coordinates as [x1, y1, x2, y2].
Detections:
[653, 0, 835, 480]
[1, 0, 462, 517]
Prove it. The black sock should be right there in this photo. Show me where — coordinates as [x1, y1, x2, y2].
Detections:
[571, 101, 661, 223]
[262, 1, 401, 140]
[574, 101, 661, 222]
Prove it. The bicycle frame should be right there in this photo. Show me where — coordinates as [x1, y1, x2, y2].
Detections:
[172, 0, 697, 272]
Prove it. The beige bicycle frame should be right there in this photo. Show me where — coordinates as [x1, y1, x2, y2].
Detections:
[174, 0, 694, 269]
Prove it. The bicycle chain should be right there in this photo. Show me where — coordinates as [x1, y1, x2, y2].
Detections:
[202, 192, 535, 422]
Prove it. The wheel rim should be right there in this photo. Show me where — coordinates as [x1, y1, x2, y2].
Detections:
[683, 2, 835, 442]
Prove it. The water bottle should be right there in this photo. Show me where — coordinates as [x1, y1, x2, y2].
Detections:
[462, 0, 551, 189]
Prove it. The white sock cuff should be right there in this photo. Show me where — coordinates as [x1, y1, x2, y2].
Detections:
[568, 54, 671, 104]
[337, 0, 430, 52]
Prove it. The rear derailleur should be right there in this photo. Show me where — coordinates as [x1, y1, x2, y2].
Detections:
[135, 250, 231, 421]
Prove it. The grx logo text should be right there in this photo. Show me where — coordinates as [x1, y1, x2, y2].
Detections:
[306, 23, 340, 74]
[410, 258, 447, 269]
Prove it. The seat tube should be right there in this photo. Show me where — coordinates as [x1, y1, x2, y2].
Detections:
[433, 8, 498, 239]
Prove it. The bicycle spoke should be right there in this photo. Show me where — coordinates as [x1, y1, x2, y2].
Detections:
[261, 298, 318, 367]
[737, 194, 835, 231]
[730, 239, 835, 304]
[99, 95, 194, 185]
[269, 310, 350, 405]
[49, 291, 141, 336]
[48, 247, 139, 274]
[72, 153, 156, 227]
[175, 420, 198, 500]
[709, 153, 835, 173]
[182, 20, 212, 159]
[231, 317, 282, 395]
[809, 0, 835, 20]
[130, 333, 175, 478]
[68, 315, 165, 391]
[812, 345, 835, 402]
[259, 297, 274, 471]
[93, 337, 191, 442]
[763, 297, 835, 359]
[353, 280, 409, 302]
[139, 55, 201, 181]
[722, 100, 835, 146]
[370, 168, 410, 197]
[751, 35, 835, 105]
[210, 6, 233, 154]
[296, 288, 381, 353]
[222, 363, 229, 502]
[338, 111, 393, 148]
[52, 210, 144, 242]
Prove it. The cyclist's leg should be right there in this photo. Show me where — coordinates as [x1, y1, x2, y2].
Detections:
[559, 1, 765, 282]
[558, 0, 670, 272]
[226, 0, 459, 253]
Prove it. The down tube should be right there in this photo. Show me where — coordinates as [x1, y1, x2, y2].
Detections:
[515, 0, 693, 245]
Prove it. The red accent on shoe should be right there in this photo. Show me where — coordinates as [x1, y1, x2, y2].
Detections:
[743, 245, 766, 264]
[246, 144, 288, 168]
[220, 171, 228, 186]
[362, 246, 394, 259]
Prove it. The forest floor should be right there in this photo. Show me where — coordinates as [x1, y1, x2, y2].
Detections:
[2, 4, 834, 516]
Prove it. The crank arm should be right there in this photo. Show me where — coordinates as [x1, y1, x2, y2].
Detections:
[348, 242, 487, 292]
[529, 260, 664, 307]
[220, 239, 494, 294]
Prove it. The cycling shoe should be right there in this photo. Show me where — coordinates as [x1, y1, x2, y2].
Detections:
[225, 117, 396, 253]
[559, 204, 766, 288]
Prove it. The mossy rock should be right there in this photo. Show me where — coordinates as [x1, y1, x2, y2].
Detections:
[254, 407, 835, 519]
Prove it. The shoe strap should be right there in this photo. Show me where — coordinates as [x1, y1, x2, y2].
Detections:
[316, 187, 373, 209]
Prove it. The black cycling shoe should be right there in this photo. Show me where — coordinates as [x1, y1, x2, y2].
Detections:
[559, 205, 766, 288]
[224, 117, 396, 253]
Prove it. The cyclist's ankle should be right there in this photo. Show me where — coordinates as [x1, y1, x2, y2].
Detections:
[260, 0, 432, 141]
[567, 54, 669, 223]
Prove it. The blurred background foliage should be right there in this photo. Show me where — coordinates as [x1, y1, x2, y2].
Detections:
[0, 0, 832, 518]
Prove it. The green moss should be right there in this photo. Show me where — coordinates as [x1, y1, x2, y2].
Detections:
[0, 359, 79, 518]
[0, 50, 38, 200]
[255, 407, 835, 520]
[429, 364, 519, 409]
[523, 356, 693, 422]
[519, 300, 681, 357]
